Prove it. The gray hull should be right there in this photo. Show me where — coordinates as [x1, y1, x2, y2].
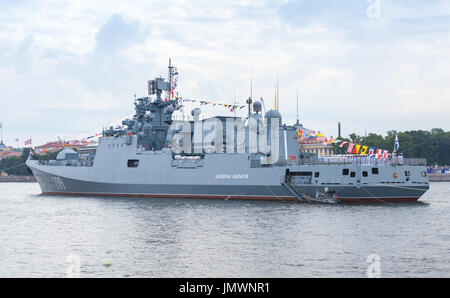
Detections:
[30, 166, 429, 203]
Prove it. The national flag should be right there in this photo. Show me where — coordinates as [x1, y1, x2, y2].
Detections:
[24, 138, 32, 145]
[394, 134, 399, 152]
[353, 144, 361, 154]
[360, 146, 368, 155]
[347, 143, 355, 154]
[339, 142, 348, 148]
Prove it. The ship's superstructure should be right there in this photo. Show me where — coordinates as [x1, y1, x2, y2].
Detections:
[27, 62, 430, 203]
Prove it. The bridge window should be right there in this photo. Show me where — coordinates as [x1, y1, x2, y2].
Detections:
[372, 168, 379, 174]
[315, 172, 320, 178]
[362, 171, 368, 177]
[342, 169, 349, 176]
[405, 171, 410, 177]
[350, 172, 356, 178]
[127, 159, 139, 168]
[421, 171, 427, 177]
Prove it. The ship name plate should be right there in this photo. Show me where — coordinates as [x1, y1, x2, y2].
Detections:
[215, 174, 249, 179]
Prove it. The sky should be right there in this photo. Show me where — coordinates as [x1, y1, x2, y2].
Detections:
[1, 0, 450, 146]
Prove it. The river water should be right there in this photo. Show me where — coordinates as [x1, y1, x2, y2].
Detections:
[0, 182, 449, 277]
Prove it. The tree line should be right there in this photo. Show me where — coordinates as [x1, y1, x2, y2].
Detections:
[0, 148, 61, 176]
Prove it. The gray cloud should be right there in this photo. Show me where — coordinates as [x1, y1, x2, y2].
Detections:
[95, 13, 147, 54]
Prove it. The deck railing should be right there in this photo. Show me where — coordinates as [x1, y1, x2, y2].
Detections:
[276, 157, 427, 167]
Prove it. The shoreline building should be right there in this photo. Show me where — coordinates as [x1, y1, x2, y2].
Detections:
[299, 133, 335, 157]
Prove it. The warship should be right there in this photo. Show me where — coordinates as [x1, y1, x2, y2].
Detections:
[27, 62, 430, 203]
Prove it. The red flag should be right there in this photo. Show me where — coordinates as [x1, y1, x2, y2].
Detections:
[339, 142, 348, 148]
[353, 144, 361, 154]
[375, 149, 382, 159]
[347, 143, 355, 154]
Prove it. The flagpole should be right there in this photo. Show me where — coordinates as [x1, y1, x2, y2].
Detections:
[393, 132, 399, 157]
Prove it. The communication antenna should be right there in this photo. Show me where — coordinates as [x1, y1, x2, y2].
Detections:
[274, 82, 277, 111]
[167, 58, 178, 102]
[250, 65, 253, 102]
[276, 69, 279, 111]
[296, 89, 299, 124]
[0, 121, 3, 146]
[233, 83, 237, 118]
[260, 97, 266, 114]
[246, 65, 254, 116]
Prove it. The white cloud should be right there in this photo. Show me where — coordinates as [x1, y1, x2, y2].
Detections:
[0, 0, 449, 146]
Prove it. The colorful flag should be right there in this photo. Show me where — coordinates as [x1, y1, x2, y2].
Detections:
[368, 148, 375, 156]
[24, 138, 32, 145]
[375, 149, 382, 159]
[360, 146, 368, 155]
[301, 131, 308, 140]
[339, 142, 348, 148]
[394, 134, 399, 152]
[347, 143, 355, 154]
[353, 144, 361, 154]
[298, 130, 304, 139]
[383, 150, 389, 159]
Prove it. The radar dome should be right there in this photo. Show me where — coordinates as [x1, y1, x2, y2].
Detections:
[265, 109, 282, 124]
[191, 108, 201, 118]
[253, 101, 262, 113]
[164, 106, 174, 114]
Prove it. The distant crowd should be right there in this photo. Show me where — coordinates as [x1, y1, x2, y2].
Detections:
[427, 166, 450, 174]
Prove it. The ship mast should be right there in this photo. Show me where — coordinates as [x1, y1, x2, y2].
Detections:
[167, 58, 178, 102]
[296, 88, 299, 125]
[0, 121, 3, 146]
[276, 70, 279, 111]
[168, 58, 173, 102]
[246, 67, 253, 116]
